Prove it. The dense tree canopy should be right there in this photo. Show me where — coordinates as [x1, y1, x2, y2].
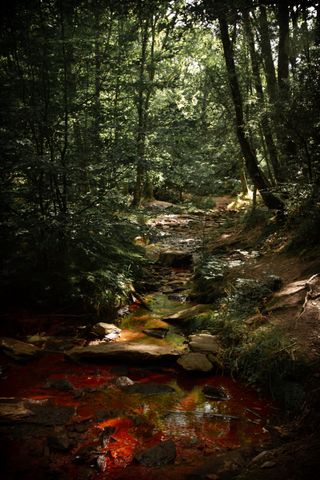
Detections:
[1, 0, 319, 312]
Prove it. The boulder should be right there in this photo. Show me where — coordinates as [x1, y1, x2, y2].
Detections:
[0, 337, 41, 361]
[163, 304, 211, 323]
[189, 334, 222, 355]
[67, 342, 181, 363]
[158, 251, 193, 267]
[177, 352, 213, 372]
[135, 439, 176, 466]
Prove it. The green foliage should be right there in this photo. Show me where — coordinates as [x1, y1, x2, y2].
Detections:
[0, 200, 145, 314]
[230, 327, 307, 408]
[225, 276, 282, 317]
[1, 0, 320, 315]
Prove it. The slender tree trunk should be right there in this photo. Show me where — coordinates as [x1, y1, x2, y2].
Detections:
[132, 13, 149, 206]
[315, 3, 320, 46]
[258, 5, 278, 105]
[243, 9, 282, 184]
[278, 0, 290, 91]
[218, 14, 283, 211]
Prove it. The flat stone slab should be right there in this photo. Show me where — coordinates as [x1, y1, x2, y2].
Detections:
[67, 342, 181, 363]
[163, 304, 211, 323]
[0, 337, 41, 361]
[189, 334, 222, 355]
[177, 352, 213, 372]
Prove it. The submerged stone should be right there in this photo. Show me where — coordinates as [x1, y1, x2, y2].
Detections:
[135, 439, 176, 466]
[123, 382, 176, 395]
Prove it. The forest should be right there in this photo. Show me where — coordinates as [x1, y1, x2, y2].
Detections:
[1, 1, 320, 479]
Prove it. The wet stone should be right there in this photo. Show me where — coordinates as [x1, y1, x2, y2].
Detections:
[100, 426, 116, 447]
[143, 327, 169, 339]
[203, 385, 228, 401]
[135, 439, 176, 467]
[0, 337, 41, 361]
[114, 376, 134, 387]
[47, 431, 72, 451]
[44, 378, 74, 392]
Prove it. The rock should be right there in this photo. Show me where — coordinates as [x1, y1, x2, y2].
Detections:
[135, 439, 176, 466]
[96, 454, 107, 472]
[189, 334, 222, 355]
[163, 304, 211, 323]
[114, 376, 134, 387]
[48, 431, 72, 451]
[44, 378, 74, 391]
[177, 352, 213, 372]
[100, 426, 116, 447]
[251, 450, 270, 464]
[0, 337, 41, 361]
[123, 382, 176, 395]
[92, 323, 121, 337]
[261, 461, 276, 469]
[0, 398, 75, 426]
[158, 251, 193, 267]
[202, 385, 228, 400]
[67, 342, 181, 363]
[143, 327, 169, 339]
[0, 398, 34, 421]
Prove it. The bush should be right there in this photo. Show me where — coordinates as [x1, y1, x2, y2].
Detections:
[0, 204, 145, 315]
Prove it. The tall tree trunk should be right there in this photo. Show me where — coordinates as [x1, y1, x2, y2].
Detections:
[258, 5, 278, 105]
[278, 0, 290, 91]
[243, 9, 282, 184]
[218, 14, 283, 211]
[132, 13, 149, 206]
[315, 3, 320, 46]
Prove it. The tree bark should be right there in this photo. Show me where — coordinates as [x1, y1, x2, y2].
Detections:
[218, 14, 283, 211]
[258, 5, 278, 105]
[243, 9, 282, 184]
[278, 0, 290, 91]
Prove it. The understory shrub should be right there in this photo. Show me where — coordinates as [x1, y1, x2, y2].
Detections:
[0, 204, 145, 315]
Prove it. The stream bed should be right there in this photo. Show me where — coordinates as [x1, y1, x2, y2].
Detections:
[0, 205, 276, 479]
[0, 292, 275, 480]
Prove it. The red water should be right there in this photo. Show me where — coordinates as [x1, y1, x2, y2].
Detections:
[0, 351, 274, 479]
